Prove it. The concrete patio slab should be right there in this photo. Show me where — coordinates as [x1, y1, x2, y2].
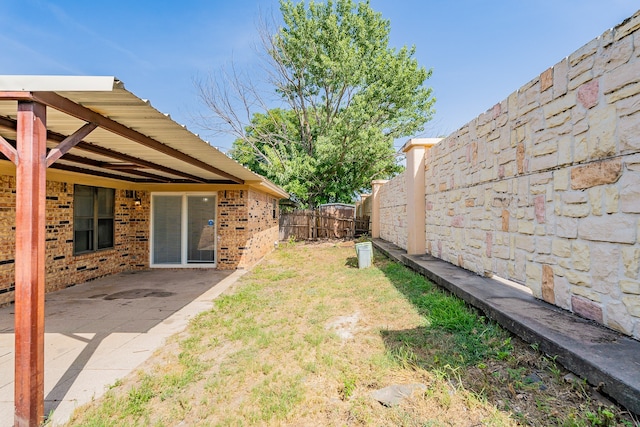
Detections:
[373, 238, 640, 416]
[0, 268, 245, 427]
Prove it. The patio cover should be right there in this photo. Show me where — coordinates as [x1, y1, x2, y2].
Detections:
[0, 75, 287, 426]
[0, 75, 287, 197]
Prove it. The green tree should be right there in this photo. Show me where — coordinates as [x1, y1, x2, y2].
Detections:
[199, 0, 435, 207]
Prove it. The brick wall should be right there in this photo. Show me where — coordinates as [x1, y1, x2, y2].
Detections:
[0, 174, 281, 304]
[379, 172, 408, 249]
[376, 10, 640, 339]
[217, 189, 249, 269]
[0, 175, 15, 305]
[216, 188, 279, 269]
[0, 179, 150, 305]
[243, 189, 279, 267]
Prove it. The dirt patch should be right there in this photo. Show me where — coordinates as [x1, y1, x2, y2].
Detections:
[326, 311, 361, 340]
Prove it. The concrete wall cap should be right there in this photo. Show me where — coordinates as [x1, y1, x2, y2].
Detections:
[401, 138, 442, 153]
[372, 179, 389, 185]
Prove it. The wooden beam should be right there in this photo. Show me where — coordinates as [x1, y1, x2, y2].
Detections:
[46, 122, 97, 167]
[73, 143, 208, 182]
[31, 91, 244, 184]
[0, 91, 34, 101]
[0, 134, 18, 165]
[14, 101, 47, 427]
[49, 163, 160, 182]
[104, 168, 174, 182]
[0, 116, 209, 183]
[59, 153, 175, 182]
[99, 163, 139, 170]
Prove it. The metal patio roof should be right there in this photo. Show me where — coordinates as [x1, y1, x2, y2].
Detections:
[0, 75, 288, 198]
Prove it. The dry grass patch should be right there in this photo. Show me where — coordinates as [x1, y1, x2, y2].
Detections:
[64, 242, 637, 427]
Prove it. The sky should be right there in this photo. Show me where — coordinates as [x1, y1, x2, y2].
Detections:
[1, 0, 638, 153]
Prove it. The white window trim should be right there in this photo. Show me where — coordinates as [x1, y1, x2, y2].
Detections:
[150, 192, 218, 268]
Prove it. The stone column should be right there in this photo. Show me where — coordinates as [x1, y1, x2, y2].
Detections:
[371, 180, 387, 239]
[359, 194, 369, 211]
[401, 138, 440, 255]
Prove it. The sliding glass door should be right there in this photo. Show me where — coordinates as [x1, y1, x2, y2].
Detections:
[152, 195, 182, 264]
[152, 193, 216, 267]
[187, 196, 216, 263]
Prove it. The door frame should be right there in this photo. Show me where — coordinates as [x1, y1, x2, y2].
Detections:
[150, 192, 218, 268]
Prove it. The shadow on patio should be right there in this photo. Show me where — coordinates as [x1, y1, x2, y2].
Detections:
[0, 268, 239, 427]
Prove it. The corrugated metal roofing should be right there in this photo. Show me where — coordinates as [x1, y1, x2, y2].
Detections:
[0, 76, 288, 198]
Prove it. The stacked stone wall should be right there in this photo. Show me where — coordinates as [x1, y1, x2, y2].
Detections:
[376, 10, 640, 339]
[379, 172, 408, 249]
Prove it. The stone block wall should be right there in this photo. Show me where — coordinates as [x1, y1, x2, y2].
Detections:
[376, 10, 640, 339]
[356, 194, 372, 218]
[379, 172, 408, 249]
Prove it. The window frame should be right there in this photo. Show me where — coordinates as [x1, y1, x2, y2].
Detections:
[73, 184, 115, 255]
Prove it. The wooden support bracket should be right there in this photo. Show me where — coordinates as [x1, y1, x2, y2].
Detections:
[46, 122, 97, 167]
[0, 134, 18, 165]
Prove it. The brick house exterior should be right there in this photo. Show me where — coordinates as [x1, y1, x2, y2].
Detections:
[0, 77, 286, 307]
[0, 164, 281, 306]
[0, 76, 289, 425]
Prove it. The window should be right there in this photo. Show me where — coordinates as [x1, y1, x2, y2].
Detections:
[74, 185, 115, 254]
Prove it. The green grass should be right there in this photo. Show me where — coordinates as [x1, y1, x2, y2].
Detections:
[64, 243, 637, 427]
[378, 258, 512, 369]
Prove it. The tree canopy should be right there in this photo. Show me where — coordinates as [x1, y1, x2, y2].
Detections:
[199, 0, 435, 208]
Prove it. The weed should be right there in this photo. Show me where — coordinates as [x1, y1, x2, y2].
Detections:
[252, 373, 303, 422]
[340, 374, 357, 400]
[125, 375, 155, 417]
[585, 407, 616, 426]
[546, 354, 563, 380]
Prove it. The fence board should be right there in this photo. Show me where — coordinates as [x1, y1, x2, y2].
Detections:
[279, 210, 370, 241]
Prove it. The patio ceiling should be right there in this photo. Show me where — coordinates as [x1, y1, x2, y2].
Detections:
[0, 76, 287, 197]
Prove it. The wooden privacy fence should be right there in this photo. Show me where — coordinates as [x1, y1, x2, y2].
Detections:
[279, 210, 370, 241]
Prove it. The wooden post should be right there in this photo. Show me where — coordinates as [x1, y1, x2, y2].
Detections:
[14, 101, 47, 427]
[312, 210, 317, 240]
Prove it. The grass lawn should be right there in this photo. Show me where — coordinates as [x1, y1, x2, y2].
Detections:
[64, 241, 637, 426]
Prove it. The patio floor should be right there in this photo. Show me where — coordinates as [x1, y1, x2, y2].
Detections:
[0, 268, 245, 427]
